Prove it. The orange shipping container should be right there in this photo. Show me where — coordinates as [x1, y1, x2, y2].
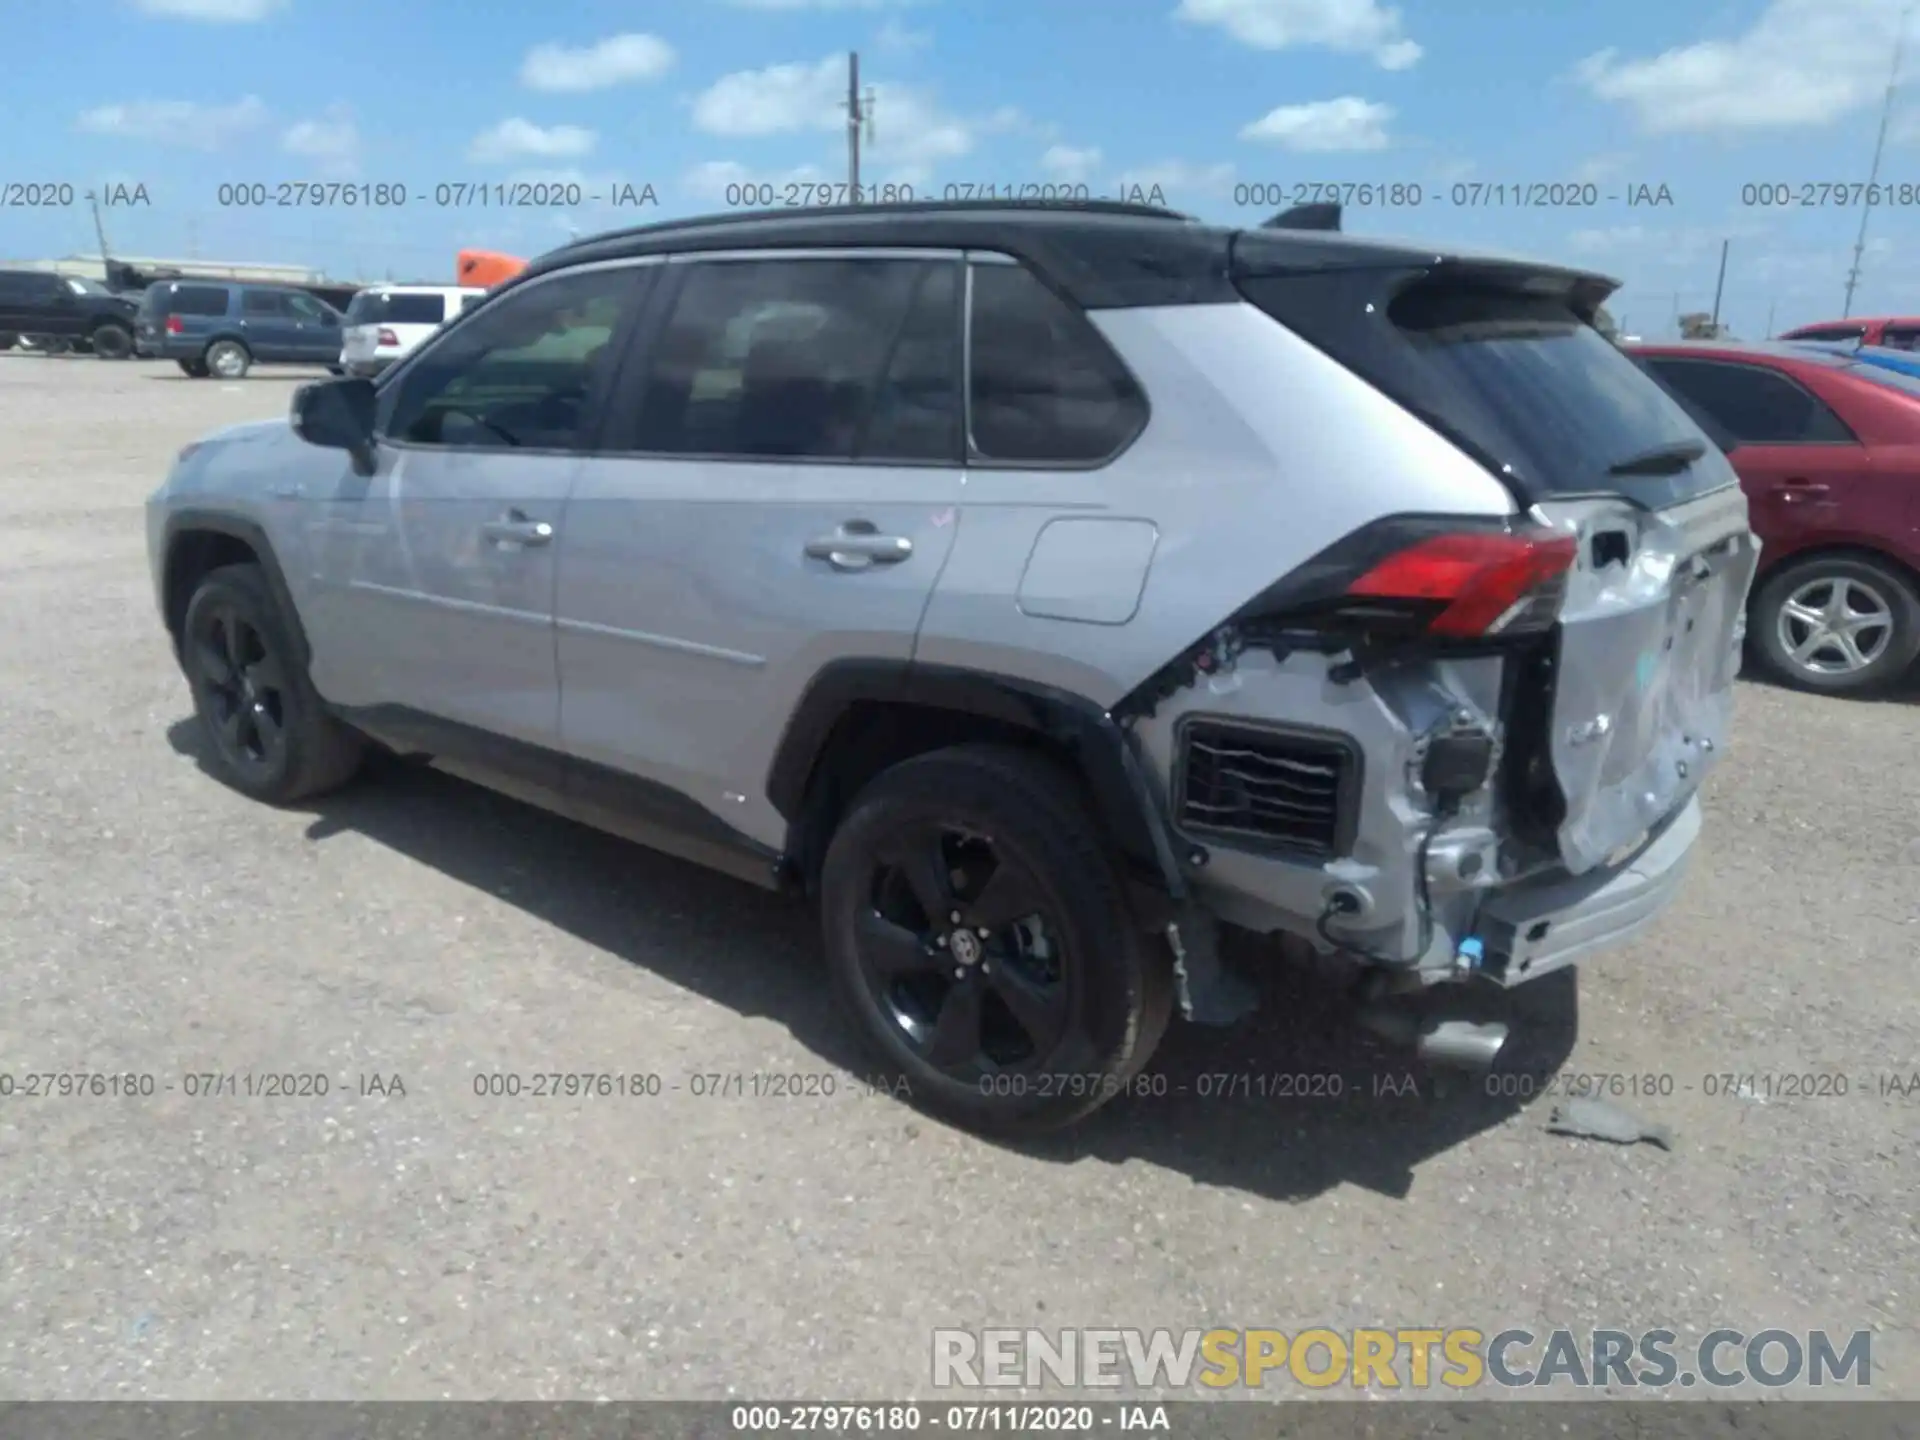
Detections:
[456, 249, 526, 288]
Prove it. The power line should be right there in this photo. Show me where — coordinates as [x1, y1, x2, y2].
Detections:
[1843, 0, 1917, 317]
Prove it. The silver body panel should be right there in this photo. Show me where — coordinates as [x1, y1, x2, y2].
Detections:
[148, 236, 1746, 995]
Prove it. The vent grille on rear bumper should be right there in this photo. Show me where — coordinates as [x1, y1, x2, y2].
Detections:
[1173, 719, 1361, 859]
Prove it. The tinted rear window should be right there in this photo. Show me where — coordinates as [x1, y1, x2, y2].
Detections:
[1239, 270, 1730, 509]
[144, 284, 229, 318]
[346, 291, 445, 325]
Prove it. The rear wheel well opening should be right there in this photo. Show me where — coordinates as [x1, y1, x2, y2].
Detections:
[163, 530, 261, 653]
[785, 701, 1135, 899]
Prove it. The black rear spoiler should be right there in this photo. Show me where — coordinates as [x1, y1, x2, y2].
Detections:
[1263, 202, 1341, 232]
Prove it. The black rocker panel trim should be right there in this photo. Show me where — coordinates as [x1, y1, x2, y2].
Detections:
[765, 660, 1188, 899]
[334, 704, 786, 892]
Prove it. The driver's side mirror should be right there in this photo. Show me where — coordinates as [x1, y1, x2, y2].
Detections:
[291, 377, 377, 475]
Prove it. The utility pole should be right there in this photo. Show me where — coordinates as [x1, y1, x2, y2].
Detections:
[1711, 239, 1730, 330]
[1844, 0, 1916, 317]
[84, 189, 112, 267]
[844, 52, 875, 202]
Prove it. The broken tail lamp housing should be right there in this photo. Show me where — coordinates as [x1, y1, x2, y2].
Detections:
[1244, 516, 1579, 644]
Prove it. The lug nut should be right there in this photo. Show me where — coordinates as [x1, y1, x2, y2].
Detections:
[935, 934, 947, 947]
[977, 927, 990, 939]
[953, 968, 965, 980]
[950, 911, 962, 924]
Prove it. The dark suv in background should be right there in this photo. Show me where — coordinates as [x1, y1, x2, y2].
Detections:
[135, 280, 343, 379]
[0, 268, 140, 357]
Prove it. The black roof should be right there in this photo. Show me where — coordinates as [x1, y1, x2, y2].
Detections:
[516, 199, 1617, 311]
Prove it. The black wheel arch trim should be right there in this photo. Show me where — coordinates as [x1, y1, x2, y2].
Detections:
[161, 509, 312, 668]
[767, 659, 1190, 901]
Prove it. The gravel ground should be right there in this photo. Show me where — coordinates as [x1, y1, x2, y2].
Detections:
[1, 355, 1915, 1404]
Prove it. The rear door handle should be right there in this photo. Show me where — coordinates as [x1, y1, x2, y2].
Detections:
[1777, 479, 1831, 504]
[804, 523, 912, 570]
[482, 511, 553, 547]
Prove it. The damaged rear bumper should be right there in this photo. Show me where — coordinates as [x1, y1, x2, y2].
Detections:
[1473, 794, 1702, 986]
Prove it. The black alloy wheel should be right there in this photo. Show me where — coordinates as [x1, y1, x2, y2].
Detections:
[187, 601, 290, 783]
[858, 820, 1072, 1076]
[180, 563, 364, 803]
[820, 744, 1172, 1135]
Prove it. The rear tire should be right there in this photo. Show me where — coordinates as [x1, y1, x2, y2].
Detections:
[204, 339, 251, 379]
[819, 744, 1170, 1136]
[89, 322, 133, 359]
[1750, 554, 1920, 695]
[0, 331, 17, 351]
[180, 563, 364, 804]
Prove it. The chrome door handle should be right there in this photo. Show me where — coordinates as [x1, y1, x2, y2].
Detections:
[482, 512, 553, 546]
[804, 525, 912, 570]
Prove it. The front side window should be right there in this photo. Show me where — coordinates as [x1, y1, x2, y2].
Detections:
[1880, 326, 1920, 351]
[380, 265, 637, 452]
[631, 256, 958, 462]
[286, 293, 332, 322]
[1647, 359, 1855, 445]
[966, 262, 1145, 464]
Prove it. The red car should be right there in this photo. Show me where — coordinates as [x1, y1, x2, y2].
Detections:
[1777, 315, 1920, 349]
[1629, 340, 1920, 695]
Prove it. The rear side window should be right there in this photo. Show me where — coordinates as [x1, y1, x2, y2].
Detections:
[1239, 271, 1730, 508]
[167, 286, 230, 317]
[631, 256, 959, 462]
[1643, 358, 1854, 445]
[967, 263, 1145, 464]
[1784, 324, 1866, 342]
[0, 272, 50, 302]
[242, 290, 287, 317]
[388, 294, 446, 324]
[1880, 326, 1920, 351]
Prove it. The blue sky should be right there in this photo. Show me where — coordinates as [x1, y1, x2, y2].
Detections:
[8, 0, 1920, 338]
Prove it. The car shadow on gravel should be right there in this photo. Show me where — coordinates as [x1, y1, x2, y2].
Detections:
[169, 718, 1581, 1203]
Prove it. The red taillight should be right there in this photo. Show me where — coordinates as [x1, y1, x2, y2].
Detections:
[165, 314, 183, 334]
[376, 328, 399, 347]
[1346, 531, 1578, 638]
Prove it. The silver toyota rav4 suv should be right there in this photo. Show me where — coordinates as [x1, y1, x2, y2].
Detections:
[147, 200, 1756, 1135]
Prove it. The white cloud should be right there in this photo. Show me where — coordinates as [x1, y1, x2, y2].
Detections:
[1576, 0, 1915, 133]
[281, 105, 359, 178]
[876, 17, 932, 51]
[1573, 153, 1630, 183]
[75, 95, 267, 149]
[689, 55, 994, 186]
[1041, 145, 1103, 183]
[1241, 96, 1394, 151]
[1175, 0, 1422, 69]
[692, 57, 845, 136]
[468, 118, 597, 164]
[130, 0, 284, 19]
[520, 33, 675, 92]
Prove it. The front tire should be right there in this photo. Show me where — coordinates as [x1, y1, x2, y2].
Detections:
[1750, 554, 1920, 695]
[90, 322, 133, 359]
[180, 563, 364, 804]
[819, 744, 1170, 1136]
[178, 359, 209, 377]
[204, 339, 251, 379]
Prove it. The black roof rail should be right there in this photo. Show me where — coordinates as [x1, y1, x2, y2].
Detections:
[545, 196, 1196, 256]
[1263, 202, 1342, 232]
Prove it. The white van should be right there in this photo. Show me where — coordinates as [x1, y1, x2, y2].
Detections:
[340, 284, 486, 377]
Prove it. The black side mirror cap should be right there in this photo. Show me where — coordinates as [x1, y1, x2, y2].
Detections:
[291, 377, 377, 473]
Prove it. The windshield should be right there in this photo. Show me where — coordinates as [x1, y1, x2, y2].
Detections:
[65, 276, 112, 296]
